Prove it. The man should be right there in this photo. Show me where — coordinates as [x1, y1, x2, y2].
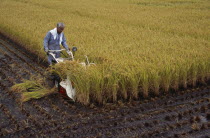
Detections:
[43, 23, 72, 65]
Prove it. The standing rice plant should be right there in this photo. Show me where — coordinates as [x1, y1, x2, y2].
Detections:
[171, 66, 180, 91]
[108, 72, 120, 103]
[127, 71, 141, 100]
[197, 60, 209, 84]
[88, 66, 104, 104]
[150, 70, 161, 96]
[69, 71, 91, 105]
[161, 66, 172, 93]
[140, 71, 149, 98]
[179, 64, 189, 89]
[206, 61, 210, 80]
[118, 74, 128, 100]
[189, 62, 198, 87]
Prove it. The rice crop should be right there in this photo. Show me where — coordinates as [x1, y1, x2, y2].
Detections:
[0, 0, 210, 104]
[11, 78, 56, 102]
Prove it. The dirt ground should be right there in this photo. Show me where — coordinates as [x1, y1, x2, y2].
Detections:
[0, 38, 209, 137]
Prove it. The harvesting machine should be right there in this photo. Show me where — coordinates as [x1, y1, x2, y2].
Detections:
[48, 47, 95, 101]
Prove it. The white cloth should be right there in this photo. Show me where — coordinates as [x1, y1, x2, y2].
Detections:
[50, 28, 63, 45]
[60, 76, 76, 101]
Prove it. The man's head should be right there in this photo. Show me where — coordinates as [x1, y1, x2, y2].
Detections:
[57, 23, 65, 34]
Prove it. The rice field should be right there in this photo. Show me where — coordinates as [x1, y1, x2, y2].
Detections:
[0, 0, 210, 104]
[1, 36, 210, 137]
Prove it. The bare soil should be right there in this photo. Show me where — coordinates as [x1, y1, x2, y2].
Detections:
[0, 38, 209, 138]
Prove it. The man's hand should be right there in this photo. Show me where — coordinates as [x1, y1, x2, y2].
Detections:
[45, 49, 49, 55]
[67, 50, 73, 56]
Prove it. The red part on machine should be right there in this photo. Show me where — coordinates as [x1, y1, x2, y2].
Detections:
[59, 86, 66, 94]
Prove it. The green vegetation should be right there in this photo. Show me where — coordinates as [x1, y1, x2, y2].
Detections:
[11, 79, 55, 102]
[11, 80, 44, 92]
[1, 0, 210, 104]
[20, 89, 55, 102]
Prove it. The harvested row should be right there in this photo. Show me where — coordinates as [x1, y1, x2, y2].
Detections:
[0, 39, 45, 76]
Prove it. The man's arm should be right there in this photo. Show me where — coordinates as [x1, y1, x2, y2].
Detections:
[61, 34, 70, 50]
[43, 32, 51, 52]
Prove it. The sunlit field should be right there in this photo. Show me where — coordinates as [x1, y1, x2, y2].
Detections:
[0, 0, 209, 104]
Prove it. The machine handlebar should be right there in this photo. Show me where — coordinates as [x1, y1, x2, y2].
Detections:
[48, 49, 66, 52]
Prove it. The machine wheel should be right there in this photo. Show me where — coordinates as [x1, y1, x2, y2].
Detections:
[52, 74, 67, 96]
[52, 73, 61, 89]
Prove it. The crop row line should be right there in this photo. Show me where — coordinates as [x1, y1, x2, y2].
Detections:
[35, 88, 209, 137]
[0, 40, 44, 76]
[67, 97, 210, 136]
[0, 39, 46, 69]
[0, 61, 24, 83]
[3, 53, 36, 77]
[112, 87, 210, 117]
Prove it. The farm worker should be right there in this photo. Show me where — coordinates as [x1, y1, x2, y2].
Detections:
[43, 22, 72, 65]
